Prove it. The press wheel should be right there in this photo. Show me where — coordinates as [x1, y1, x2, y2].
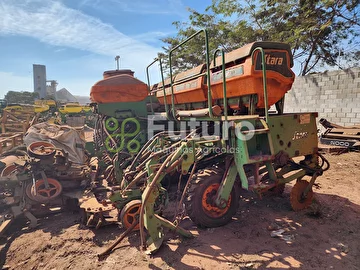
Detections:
[119, 200, 141, 230]
[290, 180, 314, 211]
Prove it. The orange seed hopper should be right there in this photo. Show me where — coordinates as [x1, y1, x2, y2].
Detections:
[154, 41, 295, 111]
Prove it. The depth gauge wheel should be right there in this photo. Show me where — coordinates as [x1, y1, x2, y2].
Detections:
[119, 200, 142, 230]
[290, 180, 314, 211]
[185, 167, 239, 228]
[26, 178, 63, 203]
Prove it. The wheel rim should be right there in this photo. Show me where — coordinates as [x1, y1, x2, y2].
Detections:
[201, 183, 231, 218]
[1, 164, 19, 177]
[26, 178, 62, 203]
[122, 202, 141, 230]
[28, 141, 56, 157]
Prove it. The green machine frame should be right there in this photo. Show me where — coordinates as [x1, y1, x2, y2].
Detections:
[101, 29, 329, 254]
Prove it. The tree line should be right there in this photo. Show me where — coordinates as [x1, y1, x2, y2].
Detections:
[4, 91, 39, 104]
[160, 0, 360, 76]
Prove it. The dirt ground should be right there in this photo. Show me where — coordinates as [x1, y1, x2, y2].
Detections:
[1, 151, 359, 270]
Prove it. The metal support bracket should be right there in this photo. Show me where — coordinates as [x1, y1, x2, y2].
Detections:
[215, 161, 238, 208]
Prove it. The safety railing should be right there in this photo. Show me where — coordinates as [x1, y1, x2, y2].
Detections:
[212, 48, 228, 122]
[148, 30, 271, 123]
[251, 47, 269, 123]
[168, 29, 213, 119]
[146, 58, 170, 118]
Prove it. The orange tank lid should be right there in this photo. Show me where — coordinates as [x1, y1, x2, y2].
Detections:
[103, 69, 134, 79]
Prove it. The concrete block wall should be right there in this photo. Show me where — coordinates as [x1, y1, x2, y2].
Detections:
[284, 68, 360, 126]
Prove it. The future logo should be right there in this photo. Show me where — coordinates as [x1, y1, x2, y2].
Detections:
[104, 117, 141, 154]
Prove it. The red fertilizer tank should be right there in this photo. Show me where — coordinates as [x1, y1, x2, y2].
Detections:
[90, 69, 148, 104]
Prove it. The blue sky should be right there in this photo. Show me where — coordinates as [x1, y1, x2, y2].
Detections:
[0, 0, 212, 98]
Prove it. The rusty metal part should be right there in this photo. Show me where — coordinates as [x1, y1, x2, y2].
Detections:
[54, 150, 69, 170]
[319, 118, 346, 129]
[120, 170, 147, 193]
[269, 183, 285, 195]
[80, 196, 116, 228]
[97, 218, 138, 259]
[174, 162, 197, 221]
[104, 165, 115, 184]
[134, 141, 181, 173]
[319, 118, 360, 149]
[290, 180, 314, 211]
[274, 151, 290, 167]
[165, 157, 183, 173]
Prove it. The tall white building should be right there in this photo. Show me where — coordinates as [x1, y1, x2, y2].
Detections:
[33, 64, 46, 98]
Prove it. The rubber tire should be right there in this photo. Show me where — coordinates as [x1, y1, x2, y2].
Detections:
[185, 167, 239, 228]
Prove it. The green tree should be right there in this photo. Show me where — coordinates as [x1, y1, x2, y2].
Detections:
[160, 8, 256, 74]
[5, 91, 39, 104]
[161, 0, 360, 75]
